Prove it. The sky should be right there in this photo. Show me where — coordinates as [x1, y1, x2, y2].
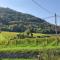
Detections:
[0, 0, 60, 25]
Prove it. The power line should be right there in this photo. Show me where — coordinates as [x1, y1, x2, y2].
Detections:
[32, 0, 52, 14]
[43, 16, 54, 20]
[32, 0, 60, 35]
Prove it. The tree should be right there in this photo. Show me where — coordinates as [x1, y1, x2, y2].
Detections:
[25, 24, 33, 37]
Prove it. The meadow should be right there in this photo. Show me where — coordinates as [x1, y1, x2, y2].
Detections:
[0, 58, 36, 60]
[0, 32, 60, 60]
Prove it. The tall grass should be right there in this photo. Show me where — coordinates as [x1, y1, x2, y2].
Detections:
[0, 32, 60, 53]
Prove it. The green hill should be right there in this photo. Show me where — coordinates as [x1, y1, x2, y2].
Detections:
[0, 7, 60, 34]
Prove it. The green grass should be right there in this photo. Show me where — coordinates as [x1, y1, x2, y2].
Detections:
[0, 45, 59, 53]
[33, 33, 48, 37]
[0, 58, 36, 60]
[0, 32, 60, 53]
[0, 32, 60, 60]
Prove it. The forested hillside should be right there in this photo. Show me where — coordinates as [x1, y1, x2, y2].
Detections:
[0, 7, 60, 34]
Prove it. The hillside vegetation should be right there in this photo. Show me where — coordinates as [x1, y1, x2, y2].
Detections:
[0, 32, 60, 60]
[0, 32, 60, 53]
[0, 7, 60, 60]
[0, 7, 60, 33]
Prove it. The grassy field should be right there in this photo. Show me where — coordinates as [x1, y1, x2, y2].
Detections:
[0, 32, 60, 52]
[0, 58, 36, 60]
[0, 32, 60, 60]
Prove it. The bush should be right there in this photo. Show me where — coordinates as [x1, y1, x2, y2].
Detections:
[17, 34, 25, 39]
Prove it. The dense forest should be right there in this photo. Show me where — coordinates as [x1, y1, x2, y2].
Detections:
[0, 7, 60, 34]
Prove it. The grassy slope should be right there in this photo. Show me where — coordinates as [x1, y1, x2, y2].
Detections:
[0, 32, 60, 53]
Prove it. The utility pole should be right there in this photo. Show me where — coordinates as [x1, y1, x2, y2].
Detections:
[55, 13, 57, 35]
[55, 13, 58, 46]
